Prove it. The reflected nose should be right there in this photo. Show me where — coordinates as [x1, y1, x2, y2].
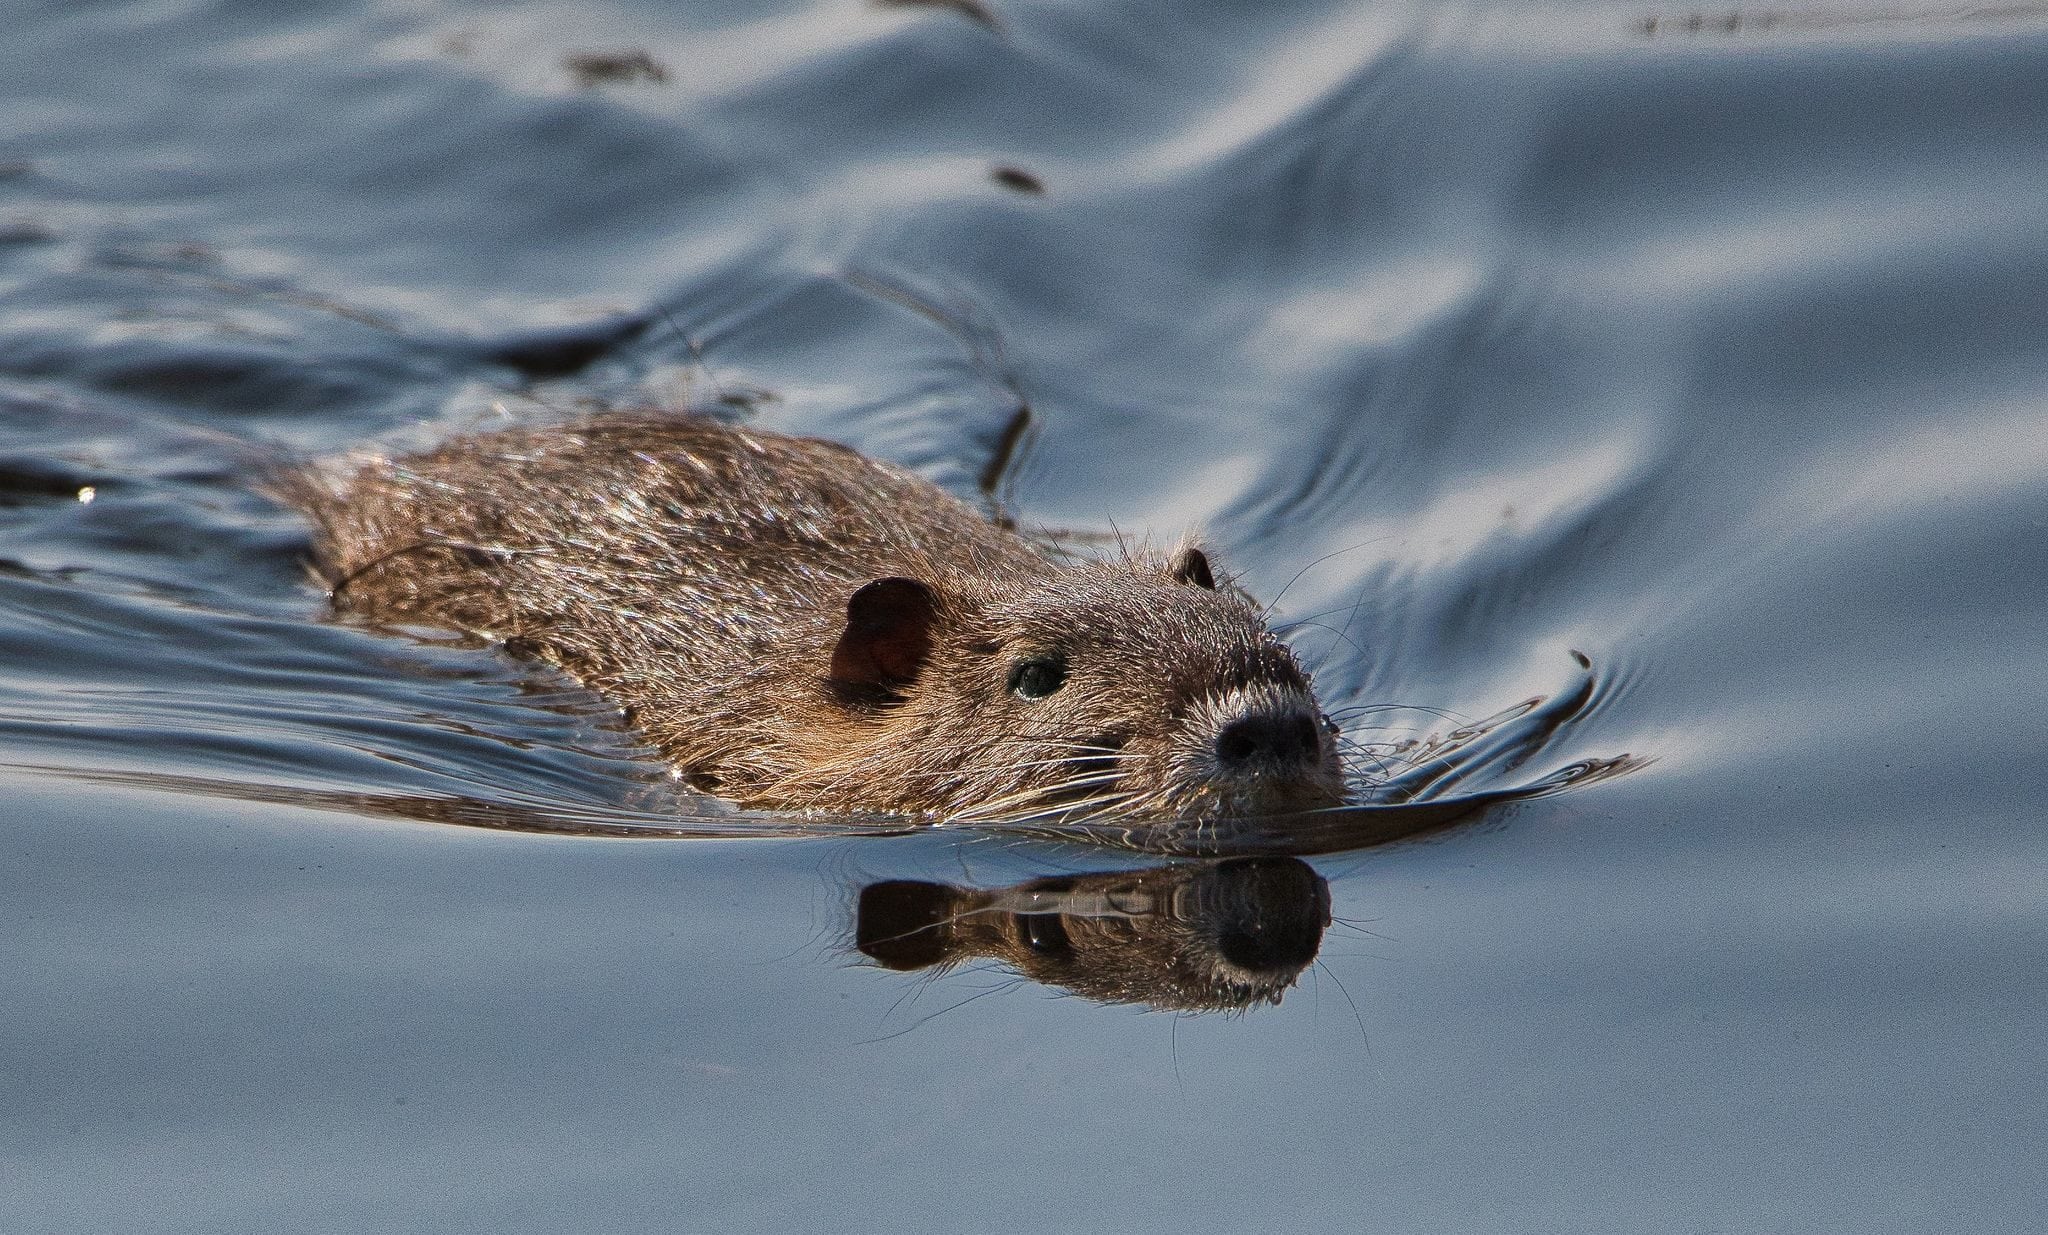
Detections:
[1214, 710, 1322, 772]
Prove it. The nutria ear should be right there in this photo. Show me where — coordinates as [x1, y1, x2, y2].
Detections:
[1169, 545, 1216, 590]
[830, 577, 937, 691]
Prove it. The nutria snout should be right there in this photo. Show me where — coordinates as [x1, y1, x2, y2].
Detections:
[283, 412, 1346, 823]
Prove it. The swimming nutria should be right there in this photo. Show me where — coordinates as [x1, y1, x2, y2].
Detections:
[286, 412, 1346, 823]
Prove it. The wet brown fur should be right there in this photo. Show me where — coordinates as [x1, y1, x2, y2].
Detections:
[284, 412, 1345, 822]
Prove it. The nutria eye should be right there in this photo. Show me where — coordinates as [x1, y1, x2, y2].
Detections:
[1007, 656, 1067, 700]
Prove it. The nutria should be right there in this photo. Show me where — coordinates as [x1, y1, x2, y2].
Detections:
[285, 411, 1346, 823]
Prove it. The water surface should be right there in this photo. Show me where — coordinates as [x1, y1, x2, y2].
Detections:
[3, 0, 2044, 1230]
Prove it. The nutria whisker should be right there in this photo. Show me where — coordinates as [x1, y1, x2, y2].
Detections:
[895, 774, 1141, 826]
[937, 770, 1130, 815]
[950, 788, 1147, 830]
[1326, 701, 1471, 725]
[947, 800, 1131, 831]
[1274, 618, 1367, 667]
[876, 752, 1144, 787]
[755, 731, 1142, 798]
[1259, 538, 1387, 620]
[759, 735, 1138, 800]
[941, 771, 1134, 822]
[1333, 747, 1402, 782]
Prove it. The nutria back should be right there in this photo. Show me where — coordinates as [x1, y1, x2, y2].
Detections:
[288, 412, 1345, 823]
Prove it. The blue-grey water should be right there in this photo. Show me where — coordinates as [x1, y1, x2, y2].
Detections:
[4, 0, 2045, 1230]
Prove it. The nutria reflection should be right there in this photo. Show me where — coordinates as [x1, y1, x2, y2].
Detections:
[856, 857, 1331, 1012]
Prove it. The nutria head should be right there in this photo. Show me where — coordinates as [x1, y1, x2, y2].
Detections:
[776, 543, 1347, 823]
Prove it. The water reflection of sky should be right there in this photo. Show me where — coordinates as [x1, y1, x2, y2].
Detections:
[3, 0, 2045, 1230]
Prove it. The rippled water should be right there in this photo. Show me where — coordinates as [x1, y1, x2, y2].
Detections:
[5, 1, 2045, 1230]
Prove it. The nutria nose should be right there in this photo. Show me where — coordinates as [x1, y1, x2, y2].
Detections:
[1214, 711, 1322, 771]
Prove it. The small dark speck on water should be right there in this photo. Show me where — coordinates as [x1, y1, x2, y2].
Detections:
[564, 50, 671, 88]
[991, 165, 1046, 195]
[876, 0, 1002, 32]
[0, 220, 56, 246]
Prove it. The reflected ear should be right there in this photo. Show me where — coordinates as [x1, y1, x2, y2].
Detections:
[1169, 545, 1216, 590]
[855, 880, 960, 971]
[830, 577, 938, 691]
